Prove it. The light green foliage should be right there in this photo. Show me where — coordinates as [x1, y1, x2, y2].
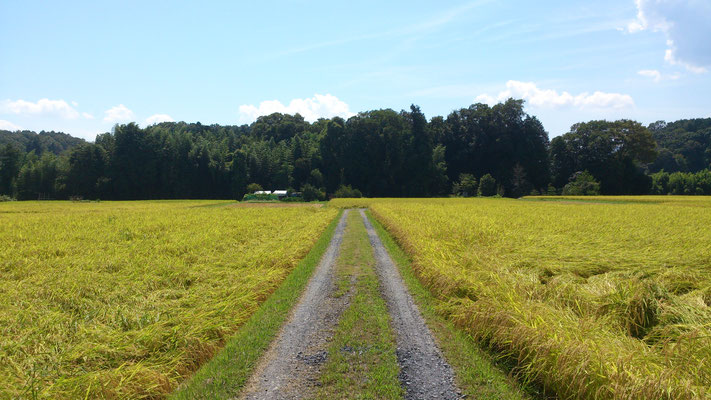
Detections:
[650, 169, 711, 195]
[0, 200, 337, 399]
[453, 173, 478, 197]
[478, 173, 497, 196]
[562, 170, 601, 195]
[245, 182, 263, 193]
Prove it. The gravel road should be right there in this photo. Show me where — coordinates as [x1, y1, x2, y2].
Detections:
[240, 209, 461, 399]
[360, 210, 461, 400]
[240, 210, 350, 400]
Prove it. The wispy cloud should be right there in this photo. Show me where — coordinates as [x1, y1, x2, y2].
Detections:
[637, 69, 680, 82]
[638, 69, 662, 82]
[1, 98, 80, 119]
[266, 0, 492, 60]
[477, 13, 630, 47]
[398, 0, 493, 34]
[0, 119, 22, 130]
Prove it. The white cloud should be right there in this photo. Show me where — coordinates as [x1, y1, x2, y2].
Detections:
[145, 114, 174, 124]
[71, 101, 79, 107]
[473, 93, 497, 104]
[82, 112, 94, 119]
[637, 68, 681, 82]
[475, 80, 634, 110]
[628, 0, 710, 73]
[638, 69, 662, 82]
[0, 119, 22, 130]
[103, 104, 135, 123]
[664, 44, 707, 73]
[1, 98, 80, 119]
[238, 94, 355, 123]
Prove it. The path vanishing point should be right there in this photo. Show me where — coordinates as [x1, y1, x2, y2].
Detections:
[240, 209, 461, 400]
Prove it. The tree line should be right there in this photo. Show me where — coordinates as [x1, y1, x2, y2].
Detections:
[1, 100, 710, 201]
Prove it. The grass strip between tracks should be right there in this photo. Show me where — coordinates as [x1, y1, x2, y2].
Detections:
[170, 210, 343, 399]
[313, 210, 402, 399]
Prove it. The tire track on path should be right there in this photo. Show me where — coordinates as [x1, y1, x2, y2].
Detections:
[240, 210, 350, 400]
[241, 209, 461, 399]
[360, 209, 461, 400]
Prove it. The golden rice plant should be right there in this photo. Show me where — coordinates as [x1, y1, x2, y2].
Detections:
[0, 200, 337, 399]
[356, 197, 711, 399]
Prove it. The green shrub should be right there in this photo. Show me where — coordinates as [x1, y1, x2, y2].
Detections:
[332, 184, 362, 198]
[280, 196, 304, 202]
[453, 174, 478, 197]
[562, 171, 600, 195]
[246, 183, 263, 193]
[651, 169, 711, 195]
[242, 193, 278, 201]
[301, 184, 325, 202]
[478, 174, 497, 197]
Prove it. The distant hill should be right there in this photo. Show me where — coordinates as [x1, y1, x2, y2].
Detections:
[0, 130, 86, 155]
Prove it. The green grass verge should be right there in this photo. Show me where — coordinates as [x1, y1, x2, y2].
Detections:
[313, 211, 402, 399]
[169, 210, 343, 399]
[364, 210, 537, 400]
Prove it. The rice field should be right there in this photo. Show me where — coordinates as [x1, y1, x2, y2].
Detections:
[331, 197, 711, 399]
[0, 201, 337, 399]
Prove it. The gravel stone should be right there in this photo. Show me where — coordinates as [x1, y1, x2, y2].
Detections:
[240, 211, 351, 400]
[361, 209, 462, 400]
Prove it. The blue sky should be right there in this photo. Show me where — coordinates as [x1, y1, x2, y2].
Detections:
[1, 0, 710, 140]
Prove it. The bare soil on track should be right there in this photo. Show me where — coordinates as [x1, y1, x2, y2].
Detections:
[240, 209, 461, 399]
[360, 210, 461, 400]
[240, 210, 350, 399]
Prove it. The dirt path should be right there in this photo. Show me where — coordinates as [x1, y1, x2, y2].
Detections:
[240, 210, 351, 400]
[240, 209, 461, 399]
[360, 210, 461, 400]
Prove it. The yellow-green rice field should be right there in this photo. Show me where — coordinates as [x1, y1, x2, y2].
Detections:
[0, 201, 337, 399]
[331, 196, 711, 399]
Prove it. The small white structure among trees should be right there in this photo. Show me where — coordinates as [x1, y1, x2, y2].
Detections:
[272, 190, 288, 199]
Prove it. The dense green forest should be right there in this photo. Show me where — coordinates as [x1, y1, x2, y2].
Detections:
[1, 100, 710, 200]
[0, 130, 85, 155]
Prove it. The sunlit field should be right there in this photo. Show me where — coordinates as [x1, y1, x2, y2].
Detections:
[331, 196, 711, 399]
[526, 195, 711, 207]
[0, 201, 337, 399]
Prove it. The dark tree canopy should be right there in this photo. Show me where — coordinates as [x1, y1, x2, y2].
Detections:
[550, 120, 656, 195]
[440, 99, 550, 195]
[1, 101, 710, 200]
[648, 118, 711, 173]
